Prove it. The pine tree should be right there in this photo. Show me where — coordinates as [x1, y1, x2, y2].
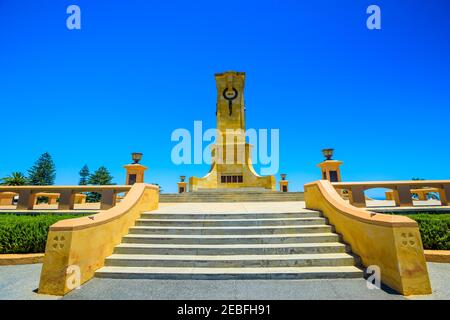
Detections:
[79, 165, 90, 185]
[88, 166, 114, 185]
[27, 152, 56, 185]
[86, 166, 115, 202]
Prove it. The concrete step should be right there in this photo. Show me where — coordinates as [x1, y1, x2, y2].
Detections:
[95, 266, 363, 280]
[96, 205, 361, 281]
[122, 233, 341, 245]
[140, 211, 321, 219]
[114, 242, 348, 255]
[128, 225, 332, 235]
[135, 217, 327, 227]
[104, 253, 356, 268]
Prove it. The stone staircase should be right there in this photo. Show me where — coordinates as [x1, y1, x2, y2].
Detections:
[95, 205, 363, 280]
[159, 191, 305, 202]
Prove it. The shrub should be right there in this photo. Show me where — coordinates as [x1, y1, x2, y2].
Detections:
[0, 214, 85, 254]
[403, 213, 450, 250]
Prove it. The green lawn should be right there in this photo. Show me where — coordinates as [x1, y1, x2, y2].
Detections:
[0, 214, 87, 254]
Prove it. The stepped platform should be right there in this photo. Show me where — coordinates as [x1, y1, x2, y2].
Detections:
[95, 202, 362, 280]
[160, 190, 305, 202]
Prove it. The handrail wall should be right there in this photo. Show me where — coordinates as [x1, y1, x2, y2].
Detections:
[305, 180, 431, 296]
[38, 183, 159, 296]
[0, 185, 133, 210]
[332, 180, 450, 207]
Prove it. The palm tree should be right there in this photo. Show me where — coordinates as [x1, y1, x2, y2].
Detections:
[0, 172, 29, 186]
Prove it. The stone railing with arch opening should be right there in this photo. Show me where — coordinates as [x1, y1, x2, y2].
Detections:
[0, 185, 133, 211]
[331, 180, 450, 208]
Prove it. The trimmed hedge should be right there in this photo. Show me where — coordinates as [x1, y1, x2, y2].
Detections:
[403, 213, 450, 250]
[0, 214, 85, 254]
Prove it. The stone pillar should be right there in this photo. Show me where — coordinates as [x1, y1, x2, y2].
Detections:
[178, 176, 187, 193]
[178, 182, 187, 193]
[59, 190, 75, 210]
[317, 160, 343, 183]
[75, 194, 87, 204]
[279, 174, 288, 192]
[348, 186, 366, 208]
[393, 185, 413, 207]
[100, 189, 117, 210]
[124, 164, 148, 185]
[416, 191, 427, 201]
[438, 184, 450, 206]
[17, 190, 35, 210]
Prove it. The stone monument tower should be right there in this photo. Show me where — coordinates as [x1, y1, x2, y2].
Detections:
[189, 71, 275, 191]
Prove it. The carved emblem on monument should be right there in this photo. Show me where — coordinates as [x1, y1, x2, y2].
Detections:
[223, 87, 238, 116]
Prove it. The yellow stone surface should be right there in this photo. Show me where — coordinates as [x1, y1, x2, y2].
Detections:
[177, 181, 187, 193]
[0, 192, 16, 205]
[317, 160, 343, 182]
[305, 180, 431, 296]
[124, 163, 148, 185]
[74, 193, 87, 204]
[424, 250, 450, 263]
[190, 71, 275, 191]
[279, 180, 289, 192]
[386, 188, 439, 201]
[0, 253, 44, 266]
[38, 183, 159, 296]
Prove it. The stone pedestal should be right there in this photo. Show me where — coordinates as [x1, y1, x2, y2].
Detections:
[279, 180, 289, 192]
[178, 182, 187, 193]
[124, 163, 148, 185]
[317, 160, 343, 183]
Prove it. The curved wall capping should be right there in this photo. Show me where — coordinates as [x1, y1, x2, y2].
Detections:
[38, 183, 159, 296]
[305, 180, 431, 296]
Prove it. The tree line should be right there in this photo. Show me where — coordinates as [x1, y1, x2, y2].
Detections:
[0, 152, 115, 202]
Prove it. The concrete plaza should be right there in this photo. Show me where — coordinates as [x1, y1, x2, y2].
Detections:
[0, 260, 448, 300]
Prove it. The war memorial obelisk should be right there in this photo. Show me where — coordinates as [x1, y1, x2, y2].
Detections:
[189, 71, 275, 191]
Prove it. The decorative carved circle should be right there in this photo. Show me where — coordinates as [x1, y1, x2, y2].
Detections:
[223, 88, 238, 101]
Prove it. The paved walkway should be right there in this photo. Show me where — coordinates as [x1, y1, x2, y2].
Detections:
[1, 201, 448, 300]
[64, 278, 405, 300]
[0, 264, 57, 300]
[0, 261, 448, 300]
[154, 201, 310, 214]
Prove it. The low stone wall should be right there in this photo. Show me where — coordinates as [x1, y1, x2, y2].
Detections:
[38, 183, 159, 296]
[0, 253, 44, 265]
[305, 180, 431, 296]
[424, 250, 450, 263]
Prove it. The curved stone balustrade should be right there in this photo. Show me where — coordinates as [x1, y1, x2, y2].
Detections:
[304, 180, 431, 295]
[0, 185, 132, 210]
[332, 180, 450, 207]
[38, 183, 159, 296]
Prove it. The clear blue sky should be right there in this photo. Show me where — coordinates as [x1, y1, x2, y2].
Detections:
[1, 0, 449, 193]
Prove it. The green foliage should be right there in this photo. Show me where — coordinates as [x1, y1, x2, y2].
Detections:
[403, 213, 450, 250]
[27, 152, 56, 185]
[0, 214, 86, 254]
[78, 165, 90, 185]
[0, 172, 29, 186]
[86, 166, 115, 203]
[88, 166, 114, 185]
